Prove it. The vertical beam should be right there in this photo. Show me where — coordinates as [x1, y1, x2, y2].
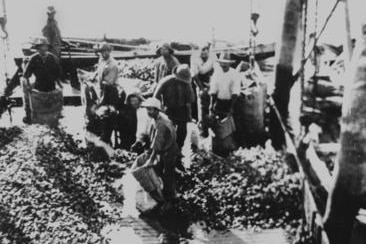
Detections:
[272, 0, 303, 119]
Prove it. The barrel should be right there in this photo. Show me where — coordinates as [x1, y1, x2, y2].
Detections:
[30, 89, 63, 126]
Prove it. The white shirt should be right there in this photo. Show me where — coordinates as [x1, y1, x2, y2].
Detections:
[209, 67, 241, 100]
[136, 108, 152, 142]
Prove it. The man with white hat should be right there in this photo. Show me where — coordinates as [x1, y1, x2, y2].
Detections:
[134, 98, 179, 209]
[209, 52, 241, 117]
[153, 64, 195, 149]
[42, 6, 63, 57]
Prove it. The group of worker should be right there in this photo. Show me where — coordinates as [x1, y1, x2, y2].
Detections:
[20, 6, 249, 212]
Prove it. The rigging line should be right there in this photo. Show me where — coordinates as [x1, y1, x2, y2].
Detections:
[294, 0, 341, 79]
[300, 0, 308, 113]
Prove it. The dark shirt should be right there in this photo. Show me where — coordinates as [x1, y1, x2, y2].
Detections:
[153, 75, 195, 122]
[24, 53, 61, 92]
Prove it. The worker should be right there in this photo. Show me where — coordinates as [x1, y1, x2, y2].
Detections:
[95, 42, 120, 144]
[154, 43, 180, 84]
[42, 6, 63, 58]
[96, 42, 119, 107]
[22, 37, 62, 124]
[117, 89, 145, 150]
[191, 44, 215, 137]
[209, 52, 241, 118]
[132, 98, 179, 211]
[154, 64, 195, 149]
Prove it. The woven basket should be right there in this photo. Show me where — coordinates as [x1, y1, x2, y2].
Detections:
[30, 89, 63, 125]
[131, 154, 163, 194]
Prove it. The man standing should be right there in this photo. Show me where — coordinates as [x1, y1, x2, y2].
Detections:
[154, 64, 195, 149]
[42, 6, 62, 58]
[95, 42, 120, 144]
[134, 98, 179, 209]
[209, 52, 241, 117]
[22, 37, 62, 123]
[191, 44, 215, 137]
[96, 42, 119, 107]
[154, 43, 180, 84]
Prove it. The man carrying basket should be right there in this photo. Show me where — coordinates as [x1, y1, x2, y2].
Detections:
[131, 98, 179, 211]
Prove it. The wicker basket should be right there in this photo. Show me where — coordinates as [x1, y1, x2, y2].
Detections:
[30, 89, 63, 125]
[131, 154, 163, 195]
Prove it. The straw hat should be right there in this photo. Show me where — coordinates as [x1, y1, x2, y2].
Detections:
[141, 98, 162, 111]
[156, 43, 174, 55]
[174, 64, 192, 83]
[47, 6, 56, 14]
[217, 52, 235, 64]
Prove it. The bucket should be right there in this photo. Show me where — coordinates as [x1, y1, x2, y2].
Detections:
[30, 89, 63, 125]
[131, 153, 163, 195]
[214, 116, 236, 139]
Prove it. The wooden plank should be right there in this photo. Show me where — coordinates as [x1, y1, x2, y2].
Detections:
[305, 143, 333, 192]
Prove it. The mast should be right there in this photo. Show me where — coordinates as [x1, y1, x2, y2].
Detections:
[272, 0, 303, 132]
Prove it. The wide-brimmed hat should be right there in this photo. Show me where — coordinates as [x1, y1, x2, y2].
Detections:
[98, 42, 113, 52]
[174, 64, 191, 83]
[156, 43, 174, 55]
[141, 98, 162, 111]
[217, 52, 235, 64]
[33, 37, 51, 48]
[47, 6, 56, 14]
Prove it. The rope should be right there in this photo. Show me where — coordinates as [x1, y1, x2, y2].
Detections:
[294, 0, 341, 80]
[300, 0, 308, 113]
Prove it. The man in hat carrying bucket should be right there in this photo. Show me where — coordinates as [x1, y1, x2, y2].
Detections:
[22, 37, 62, 124]
[132, 98, 179, 211]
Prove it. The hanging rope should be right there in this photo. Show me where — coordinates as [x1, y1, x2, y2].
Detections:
[294, 0, 341, 80]
[300, 0, 308, 114]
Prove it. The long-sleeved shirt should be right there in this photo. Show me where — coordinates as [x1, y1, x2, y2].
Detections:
[153, 75, 195, 122]
[136, 108, 152, 142]
[23, 52, 62, 92]
[209, 67, 241, 100]
[149, 113, 177, 153]
[154, 56, 180, 83]
[97, 57, 119, 86]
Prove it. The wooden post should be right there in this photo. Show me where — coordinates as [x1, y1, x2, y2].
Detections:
[270, 0, 302, 148]
[272, 0, 302, 119]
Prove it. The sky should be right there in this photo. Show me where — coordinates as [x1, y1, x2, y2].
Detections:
[1, 0, 366, 50]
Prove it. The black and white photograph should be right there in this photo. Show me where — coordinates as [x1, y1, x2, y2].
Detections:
[0, 0, 366, 243]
